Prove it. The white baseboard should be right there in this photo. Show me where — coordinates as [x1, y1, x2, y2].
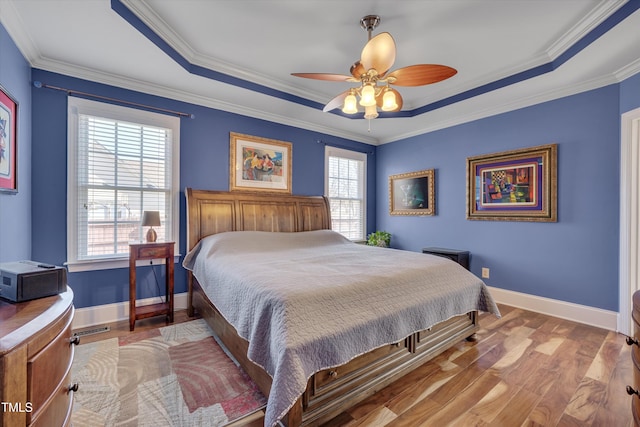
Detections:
[73, 288, 619, 332]
[72, 292, 189, 330]
[488, 286, 618, 331]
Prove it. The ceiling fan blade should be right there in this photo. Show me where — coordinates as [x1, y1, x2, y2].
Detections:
[376, 88, 403, 112]
[323, 90, 350, 112]
[386, 64, 457, 87]
[360, 32, 396, 75]
[350, 61, 365, 79]
[291, 73, 354, 82]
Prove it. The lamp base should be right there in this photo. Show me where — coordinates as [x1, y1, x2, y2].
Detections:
[146, 227, 157, 243]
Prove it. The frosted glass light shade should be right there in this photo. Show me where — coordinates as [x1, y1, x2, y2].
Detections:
[364, 104, 379, 120]
[381, 89, 398, 111]
[342, 94, 358, 114]
[359, 84, 376, 106]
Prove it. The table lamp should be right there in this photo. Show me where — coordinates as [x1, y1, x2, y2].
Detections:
[141, 211, 161, 242]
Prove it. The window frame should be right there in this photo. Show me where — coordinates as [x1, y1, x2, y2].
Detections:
[66, 97, 180, 272]
[324, 146, 367, 241]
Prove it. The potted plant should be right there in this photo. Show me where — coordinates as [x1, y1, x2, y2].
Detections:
[367, 231, 391, 248]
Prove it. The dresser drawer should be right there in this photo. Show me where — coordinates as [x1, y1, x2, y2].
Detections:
[133, 244, 172, 259]
[306, 339, 409, 414]
[29, 371, 74, 427]
[312, 340, 407, 392]
[414, 312, 477, 354]
[27, 320, 75, 420]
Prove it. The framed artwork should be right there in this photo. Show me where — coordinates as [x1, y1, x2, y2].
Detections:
[466, 143, 557, 222]
[0, 85, 18, 193]
[389, 169, 435, 216]
[229, 132, 292, 193]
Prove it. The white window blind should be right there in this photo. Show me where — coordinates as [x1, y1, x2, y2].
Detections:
[67, 98, 179, 271]
[325, 146, 367, 240]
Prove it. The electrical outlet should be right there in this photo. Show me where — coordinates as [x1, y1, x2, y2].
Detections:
[482, 267, 490, 279]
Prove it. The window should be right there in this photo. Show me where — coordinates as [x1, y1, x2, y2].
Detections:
[67, 97, 180, 271]
[325, 146, 367, 241]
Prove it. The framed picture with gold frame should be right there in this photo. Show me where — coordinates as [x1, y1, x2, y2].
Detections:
[229, 132, 292, 193]
[466, 143, 557, 222]
[389, 169, 435, 216]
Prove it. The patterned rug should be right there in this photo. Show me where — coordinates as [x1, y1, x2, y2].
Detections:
[71, 319, 267, 426]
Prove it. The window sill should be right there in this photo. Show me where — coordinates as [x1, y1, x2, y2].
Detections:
[66, 255, 181, 273]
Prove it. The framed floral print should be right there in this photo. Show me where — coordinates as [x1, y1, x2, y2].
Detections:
[0, 85, 18, 193]
[229, 132, 292, 194]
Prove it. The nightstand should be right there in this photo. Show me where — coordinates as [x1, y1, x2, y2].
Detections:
[129, 241, 175, 331]
[422, 247, 470, 270]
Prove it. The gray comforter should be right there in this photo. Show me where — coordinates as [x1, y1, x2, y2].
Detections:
[183, 230, 500, 427]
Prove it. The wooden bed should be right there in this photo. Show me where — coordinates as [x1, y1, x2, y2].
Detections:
[185, 188, 479, 426]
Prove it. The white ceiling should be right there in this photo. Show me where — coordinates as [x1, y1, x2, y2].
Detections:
[1, 0, 639, 145]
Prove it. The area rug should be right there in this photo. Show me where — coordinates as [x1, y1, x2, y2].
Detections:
[71, 319, 267, 426]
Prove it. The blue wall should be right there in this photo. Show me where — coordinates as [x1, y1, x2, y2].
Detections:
[30, 69, 377, 309]
[0, 24, 32, 261]
[4, 18, 639, 314]
[621, 71, 640, 113]
[376, 86, 621, 311]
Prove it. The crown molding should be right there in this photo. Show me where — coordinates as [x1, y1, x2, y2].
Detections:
[379, 73, 619, 145]
[31, 57, 379, 145]
[118, 0, 330, 105]
[616, 57, 640, 81]
[546, 0, 627, 59]
[0, 0, 41, 65]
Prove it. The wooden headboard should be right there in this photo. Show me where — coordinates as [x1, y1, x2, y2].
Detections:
[185, 188, 332, 252]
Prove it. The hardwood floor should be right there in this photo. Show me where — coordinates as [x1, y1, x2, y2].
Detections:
[73, 304, 635, 426]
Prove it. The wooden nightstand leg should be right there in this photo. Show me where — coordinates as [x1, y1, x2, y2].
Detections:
[167, 252, 174, 323]
[129, 255, 136, 331]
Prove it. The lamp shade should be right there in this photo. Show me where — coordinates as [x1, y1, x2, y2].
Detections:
[364, 104, 379, 120]
[381, 89, 398, 111]
[342, 93, 358, 114]
[359, 84, 376, 107]
[141, 211, 161, 227]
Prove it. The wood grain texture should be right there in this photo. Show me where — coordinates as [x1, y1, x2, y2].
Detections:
[321, 305, 634, 427]
[80, 305, 635, 427]
[0, 289, 75, 427]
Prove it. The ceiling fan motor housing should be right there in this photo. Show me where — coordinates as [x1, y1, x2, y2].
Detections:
[360, 15, 380, 35]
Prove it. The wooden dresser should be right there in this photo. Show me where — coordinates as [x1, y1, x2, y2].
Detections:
[628, 290, 640, 426]
[0, 287, 78, 427]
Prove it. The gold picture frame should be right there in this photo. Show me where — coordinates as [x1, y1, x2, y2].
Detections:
[229, 132, 292, 194]
[389, 169, 435, 216]
[466, 143, 557, 222]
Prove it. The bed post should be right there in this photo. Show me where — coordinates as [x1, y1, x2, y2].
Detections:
[282, 398, 303, 427]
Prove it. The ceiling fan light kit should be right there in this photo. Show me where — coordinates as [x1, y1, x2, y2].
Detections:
[342, 90, 358, 114]
[292, 15, 457, 125]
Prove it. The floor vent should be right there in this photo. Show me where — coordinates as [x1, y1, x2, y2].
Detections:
[75, 326, 111, 337]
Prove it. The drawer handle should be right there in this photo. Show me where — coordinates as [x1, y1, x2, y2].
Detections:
[328, 370, 338, 378]
[626, 336, 639, 347]
[627, 385, 640, 397]
[69, 383, 79, 393]
[70, 335, 81, 346]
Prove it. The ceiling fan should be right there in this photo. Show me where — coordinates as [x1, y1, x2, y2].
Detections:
[292, 15, 457, 120]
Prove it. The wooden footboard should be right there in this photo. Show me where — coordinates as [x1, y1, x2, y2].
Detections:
[190, 275, 477, 426]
